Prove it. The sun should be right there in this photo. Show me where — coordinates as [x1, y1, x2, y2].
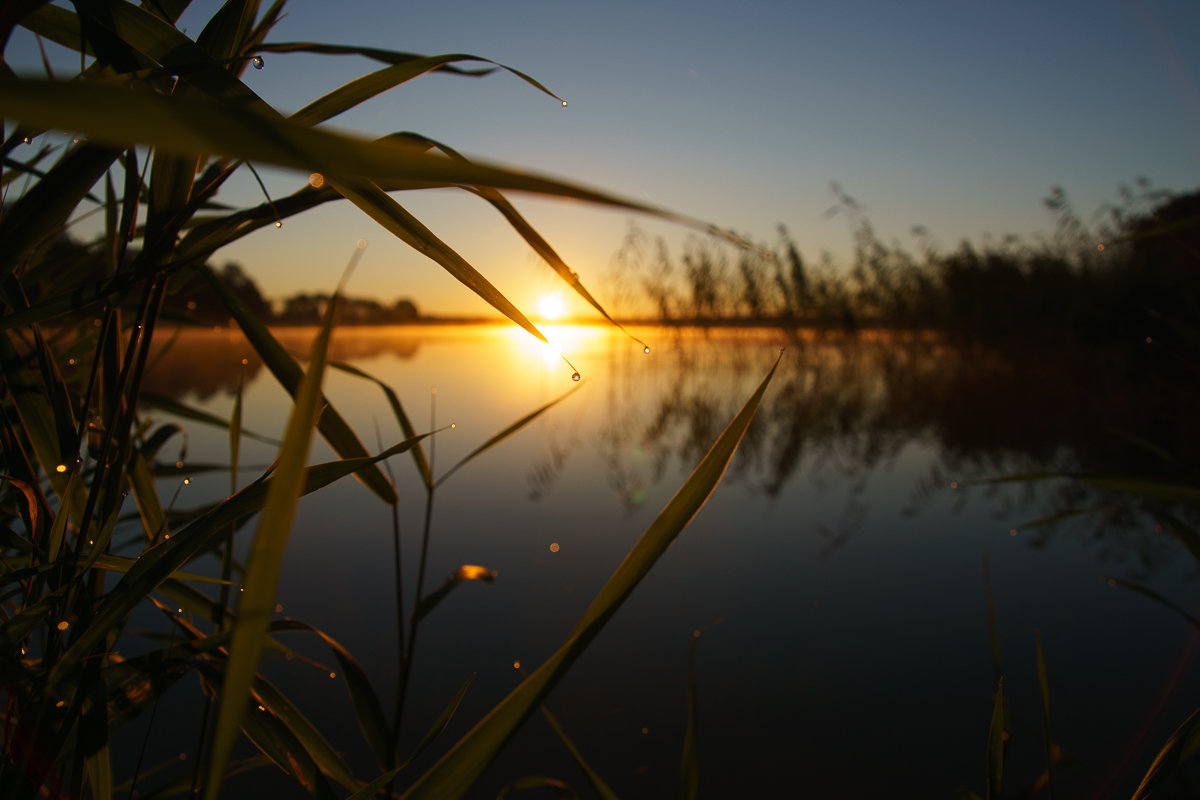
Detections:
[537, 293, 566, 321]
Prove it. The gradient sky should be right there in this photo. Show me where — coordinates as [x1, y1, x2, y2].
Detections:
[11, 0, 1200, 315]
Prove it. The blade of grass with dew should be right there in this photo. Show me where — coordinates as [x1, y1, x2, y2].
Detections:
[538, 702, 619, 800]
[329, 360, 431, 489]
[1130, 706, 1200, 800]
[288, 53, 566, 128]
[271, 619, 393, 773]
[203, 263, 396, 504]
[0, 80, 705, 224]
[437, 384, 583, 486]
[1035, 632, 1055, 800]
[202, 281, 341, 800]
[399, 133, 647, 348]
[401, 352, 780, 800]
[328, 178, 550, 345]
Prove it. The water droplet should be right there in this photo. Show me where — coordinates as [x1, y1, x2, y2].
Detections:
[450, 422, 456, 429]
[175, 460, 183, 469]
[561, 100, 568, 108]
[512, 660, 521, 669]
[308, 172, 324, 189]
[183, 478, 191, 485]
[643, 346, 651, 354]
[251, 55, 264, 69]
[571, 372, 581, 382]
[57, 620, 69, 631]
[274, 220, 283, 229]
[641, 726, 649, 735]
[1009, 529, 1017, 537]
[274, 603, 283, 613]
[950, 481, 959, 489]
[549, 542, 560, 552]
[56, 464, 67, 473]
[22, 136, 31, 144]
[329, 672, 336, 679]
[68, 358, 76, 366]
[56, 700, 65, 708]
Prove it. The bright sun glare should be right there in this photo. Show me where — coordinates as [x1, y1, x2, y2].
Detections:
[538, 293, 566, 321]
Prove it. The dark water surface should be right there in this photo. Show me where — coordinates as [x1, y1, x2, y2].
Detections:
[134, 324, 1199, 799]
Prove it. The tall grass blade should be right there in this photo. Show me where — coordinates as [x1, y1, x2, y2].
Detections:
[272, 619, 393, 773]
[1131, 706, 1200, 799]
[329, 179, 551, 346]
[986, 676, 1006, 800]
[345, 768, 404, 800]
[203, 265, 396, 503]
[400, 675, 475, 770]
[400, 353, 780, 799]
[329, 360, 431, 489]
[437, 384, 582, 486]
[289, 53, 565, 127]
[538, 703, 619, 800]
[1102, 575, 1200, 629]
[203, 290, 340, 800]
[141, 392, 278, 446]
[1035, 632, 1055, 800]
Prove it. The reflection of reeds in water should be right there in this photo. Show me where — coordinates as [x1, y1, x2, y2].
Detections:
[572, 331, 1199, 564]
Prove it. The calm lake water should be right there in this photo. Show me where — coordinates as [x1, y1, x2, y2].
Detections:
[133, 324, 1199, 799]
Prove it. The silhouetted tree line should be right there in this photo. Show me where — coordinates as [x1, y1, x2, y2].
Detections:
[163, 262, 421, 326]
[610, 181, 1199, 378]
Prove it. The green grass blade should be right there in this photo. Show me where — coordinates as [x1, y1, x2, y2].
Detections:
[141, 392, 279, 446]
[329, 179, 550, 345]
[399, 674, 475, 770]
[289, 52, 563, 127]
[203, 265, 397, 503]
[1102, 575, 1200, 629]
[272, 619, 393, 774]
[0, 80, 702, 223]
[437, 384, 582, 486]
[1035, 632, 1055, 800]
[203, 292, 340, 800]
[84, 744, 113, 800]
[329, 360, 432, 489]
[538, 703, 620, 800]
[400, 353, 780, 800]
[1131, 706, 1200, 800]
[344, 768, 404, 800]
[1078, 477, 1200, 506]
[986, 676, 1006, 800]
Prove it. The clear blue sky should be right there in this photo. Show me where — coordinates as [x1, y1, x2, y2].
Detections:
[10, 0, 1200, 314]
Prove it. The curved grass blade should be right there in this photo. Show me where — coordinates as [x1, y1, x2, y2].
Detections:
[986, 676, 1006, 800]
[345, 768, 404, 800]
[1035, 632, 1055, 800]
[204, 265, 396, 504]
[140, 392, 279, 446]
[400, 353, 780, 800]
[289, 53, 564, 128]
[0, 80, 703, 223]
[1131, 705, 1200, 800]
[1103, 575, 1200, 629]
[271, 619, 393, 774]
[329, 360, 431, 489]
[398, 674, 475, 770]
[538, 703, 619, 800]
[437, 383, 583, 486]
[496, 776, 578, 799]
[329, 179, 550, 346]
